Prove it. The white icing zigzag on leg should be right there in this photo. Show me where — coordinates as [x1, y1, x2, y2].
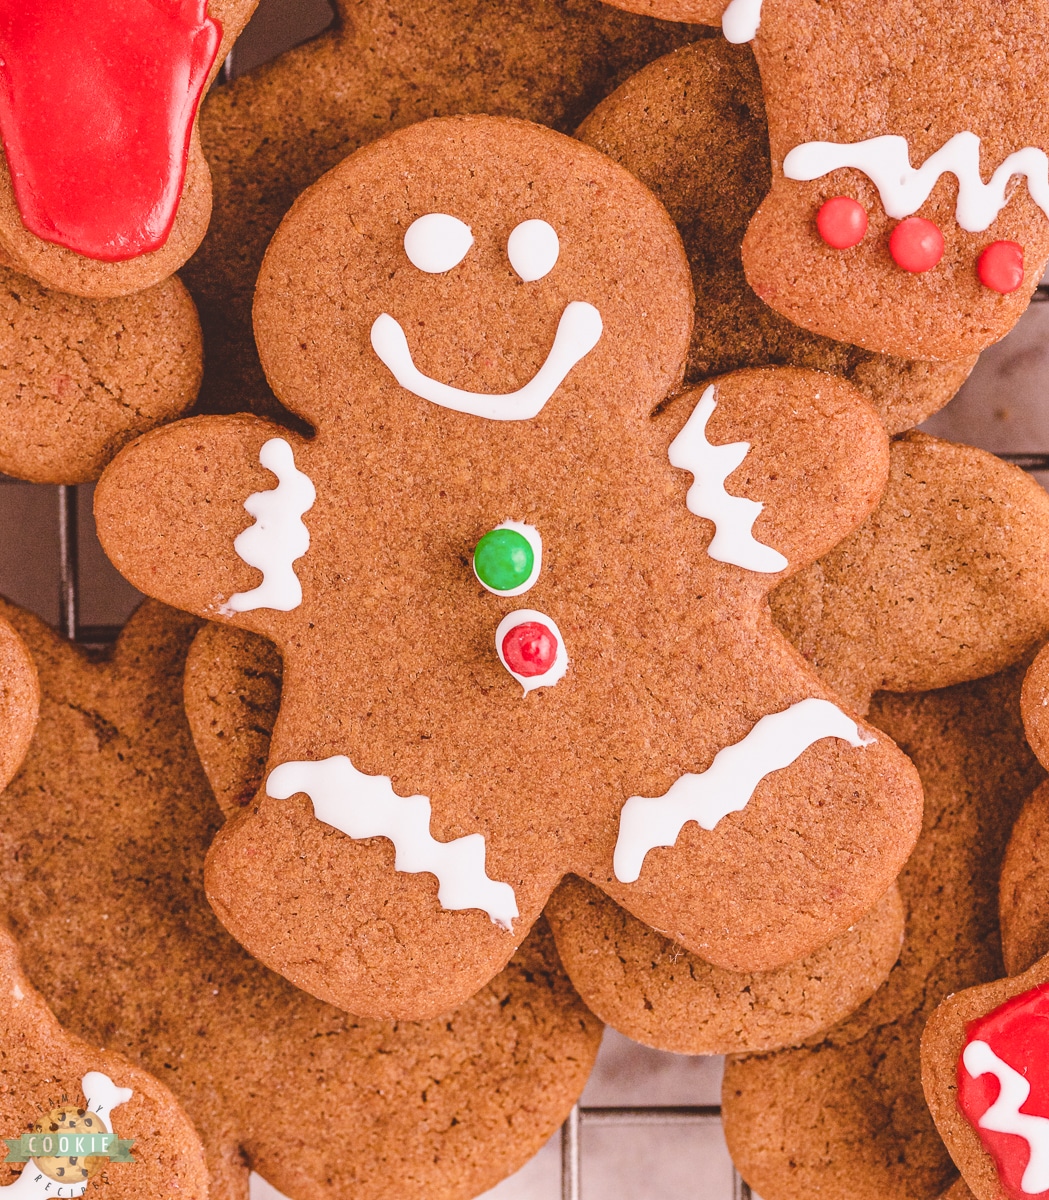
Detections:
[668, 385, 788, 574]
[224, 438, 316, 614]
[963, 1040, 1049, 1195]
[613, 698, 873, 883]
[266, 756, 520, 930]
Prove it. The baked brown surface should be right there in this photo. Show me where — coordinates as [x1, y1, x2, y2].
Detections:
[576, 39, 976, 434]
[0, 925, 208, 1199]
[186, 0, 705, 416]
[0, 0, 259, 299]
[98, 115, 923, 1020]
[0, 598, 603, 1200]
[0, 609, 37, 792]
[0, 267, 202, 483]
[723, 666, 1043, 1200]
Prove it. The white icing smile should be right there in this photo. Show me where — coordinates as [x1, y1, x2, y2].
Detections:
[370, 301, 603, 421]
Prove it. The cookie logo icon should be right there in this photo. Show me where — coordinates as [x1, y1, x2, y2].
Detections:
[2, 1073, 134, 1197]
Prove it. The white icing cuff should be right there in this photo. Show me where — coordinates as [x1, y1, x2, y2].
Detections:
[669, 385, 788, 573]
[224, 438, 316, 614]
[613, 698, 873, 883]
[267, 756, 519, 930]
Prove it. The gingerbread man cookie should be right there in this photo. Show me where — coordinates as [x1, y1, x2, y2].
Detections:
[0, 598, 602, 1200]
[598, 0, 1049, 361]
[0, 0, 258, 298]
[96, 115, 922, 1020]
[0, 611, 35, 792]
[724, 666, 1043, 1200]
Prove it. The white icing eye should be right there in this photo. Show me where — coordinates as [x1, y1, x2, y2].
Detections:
[507, 219, 559, 282]
[403, 213, 474, 273]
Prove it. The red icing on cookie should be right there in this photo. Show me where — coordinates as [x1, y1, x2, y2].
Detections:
[0, 1, 222, 262]
[957, 983, 1049, 1200]
[889, 218, 944, 273]
[816, 196, 868, 249]
[502, 621, 558, 677]
[978, 241, 1026, 294]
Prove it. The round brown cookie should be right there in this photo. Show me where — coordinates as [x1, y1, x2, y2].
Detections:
[0, 267, 202, 484]
[186, 0, 706, 417]
[722, 666, 1044, 1200]
[0, 924, 208, 1199]
[96, 115, 923, 1020]
[575, 39, 976, 434]
[0, 598, 602, 1200]
[545, 875, 904, 1055]
[771, 433, 1049, 715]
[0, 0, 258, 299]
[0, 610, 36, 792]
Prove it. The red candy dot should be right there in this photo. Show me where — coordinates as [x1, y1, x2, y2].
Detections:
[889, 218, 944, 273]
[816, 196, 868, 249]
[502, 621, 558, 678]
[977, 240, 1025, 294]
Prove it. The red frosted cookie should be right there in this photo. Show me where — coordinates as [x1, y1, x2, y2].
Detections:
[95, 115, 922, 1020]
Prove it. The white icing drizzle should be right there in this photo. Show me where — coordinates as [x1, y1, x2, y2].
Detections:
[370, 301, 603, 421]
[495, 608, 569, 694]
[0, 1074, 132, 1198]
[784, 132, 1049, 233]
[668, 385, 788, 574]
[962, 1039, 1049, 1194]
[613, 698, 873, 883]
[474, 521, 543, 597]
[266, 756, 519, 930]
[224, 438, 316, 614]
[721, 0, 763, 43]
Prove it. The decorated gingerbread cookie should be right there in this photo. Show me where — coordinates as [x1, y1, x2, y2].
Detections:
[95, 115, 924, 1020]
[0, 598, 602, 1200]
[575, 38, 977, 434]
[0, 610, 35, 793]
[598, 0, 1049, 361]
[0, 924, 208, 1199]
[0, 267, 202, 484]
[0, 0, 258, 298]
[186, 0, 705, 415]
[723, 666, 1043, 1200]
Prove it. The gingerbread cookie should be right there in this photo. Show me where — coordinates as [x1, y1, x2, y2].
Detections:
[0, 610, 35, 793]
[0, 598, 602, 1200]
[0, 0, 258, 298]
[0, 267, 202, 484]
[575, 38, 977, 434]
[186, 0, 705, 415]
[599, 0, 1049, 361]
[96, 115, 923, 1020]
[723, 666, 1044, 1200]
[0, 924, 208, 1199]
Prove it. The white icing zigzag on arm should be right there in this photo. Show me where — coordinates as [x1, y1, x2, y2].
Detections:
[721, 0, 763, 43]
[784, 132, 1049, 234]
[224, 438, 316, 614]
[266, 756, 520, 930]
[962, 1040, 1049, 1195]
[668, 385, 788, 574]
[613, 698, 873, 883]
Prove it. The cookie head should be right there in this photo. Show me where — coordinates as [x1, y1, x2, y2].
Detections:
[254, 115, 693, 430]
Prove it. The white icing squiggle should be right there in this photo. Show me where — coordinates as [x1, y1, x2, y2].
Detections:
[962, 1039, 1049, 1194]
[224, 438, 316, 614]
[267, 756, 519, 929]
[613, 698, 873, 883]
[722, 0, 763, 43]
[370, 301, 603, 421]
[784, 132, 1049, 233]
[0, 1074, 132, 1198]
[669, 385, 788, 574]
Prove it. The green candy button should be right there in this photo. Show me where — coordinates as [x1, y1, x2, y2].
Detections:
[474, 527, 535, 592]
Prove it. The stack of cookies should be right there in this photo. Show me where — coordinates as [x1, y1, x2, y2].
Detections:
[0, 2, 1048, 1198]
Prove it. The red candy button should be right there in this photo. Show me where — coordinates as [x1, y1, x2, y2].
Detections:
[889, 218, 944, 273]
[816, 196, 868, 249]
[978, 240, 1025, 294]
[0, 1, 222, 262]
[502, 621, 558, 678]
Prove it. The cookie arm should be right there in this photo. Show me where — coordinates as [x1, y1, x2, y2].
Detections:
[95, 414, 314, 633]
